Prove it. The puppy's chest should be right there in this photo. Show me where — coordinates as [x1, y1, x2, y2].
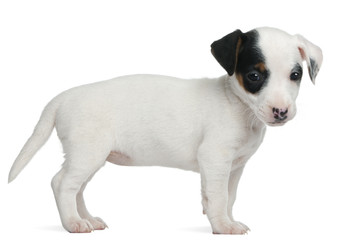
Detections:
[231, 126, 266, 170]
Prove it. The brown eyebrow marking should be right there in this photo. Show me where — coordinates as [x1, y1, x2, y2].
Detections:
[255, 62, 267, 73]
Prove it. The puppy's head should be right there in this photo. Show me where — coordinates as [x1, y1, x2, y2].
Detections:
[211, 27, 323, 126]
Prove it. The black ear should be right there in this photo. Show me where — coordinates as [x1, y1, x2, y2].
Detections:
[211, 29, 243, 76]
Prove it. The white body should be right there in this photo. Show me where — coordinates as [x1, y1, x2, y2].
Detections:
[8, 27, 323, 234]
[61, 74, 264, 172]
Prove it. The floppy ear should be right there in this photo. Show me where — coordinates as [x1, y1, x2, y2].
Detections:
[211, 29, 243, 76]
[295, 34, 323, 84]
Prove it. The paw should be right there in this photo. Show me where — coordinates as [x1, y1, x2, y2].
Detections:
[64, 219, 94, 233]
[212, 220, 249, 234]
[88, 217, 108, 230]
[234, 221, 250, 232]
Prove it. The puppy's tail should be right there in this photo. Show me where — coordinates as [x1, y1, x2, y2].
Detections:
[8, 97, 60, 183]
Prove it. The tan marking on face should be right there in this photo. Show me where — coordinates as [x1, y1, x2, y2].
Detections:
[255, 62, 266, 73]
[236, 73, 245, 90]
[235, 38, 246, 91]
[234, 38, 242, 72]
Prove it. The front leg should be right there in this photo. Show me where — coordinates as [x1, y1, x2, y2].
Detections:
[198, 149, 249, 234]
[228, 166, 250, 231]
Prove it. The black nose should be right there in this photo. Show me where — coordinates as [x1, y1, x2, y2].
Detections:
[272, 108, 288, 121]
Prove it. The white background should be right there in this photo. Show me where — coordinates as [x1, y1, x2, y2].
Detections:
[1, 0, 339, 240]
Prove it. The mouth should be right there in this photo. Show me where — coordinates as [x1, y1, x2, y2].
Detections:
[256, 108, 293, 127]
[266, 120, 287, 126]
[256, 111, 288, 127]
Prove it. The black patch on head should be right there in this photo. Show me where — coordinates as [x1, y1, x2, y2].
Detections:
[211, 29, 243, 76]
[235, 30, 268, 94]
[211, 29, 268, 94]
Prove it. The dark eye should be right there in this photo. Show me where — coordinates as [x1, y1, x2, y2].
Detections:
[290, 72, 302, 81]
[247, 72, 262, 82]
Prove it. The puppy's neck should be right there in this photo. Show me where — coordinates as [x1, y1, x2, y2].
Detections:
[223, 75, 265, 131]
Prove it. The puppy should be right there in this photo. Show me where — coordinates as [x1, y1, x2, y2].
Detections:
[9, 27, 322, 234]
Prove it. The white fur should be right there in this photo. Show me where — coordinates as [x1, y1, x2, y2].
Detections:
[8, 27, 322, 234]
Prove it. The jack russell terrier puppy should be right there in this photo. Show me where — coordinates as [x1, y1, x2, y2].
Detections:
[9, 27, 323, 234]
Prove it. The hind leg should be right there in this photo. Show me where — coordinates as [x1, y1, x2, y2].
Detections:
[51, 143, 110, 233]
[76, 173, 108, 230]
